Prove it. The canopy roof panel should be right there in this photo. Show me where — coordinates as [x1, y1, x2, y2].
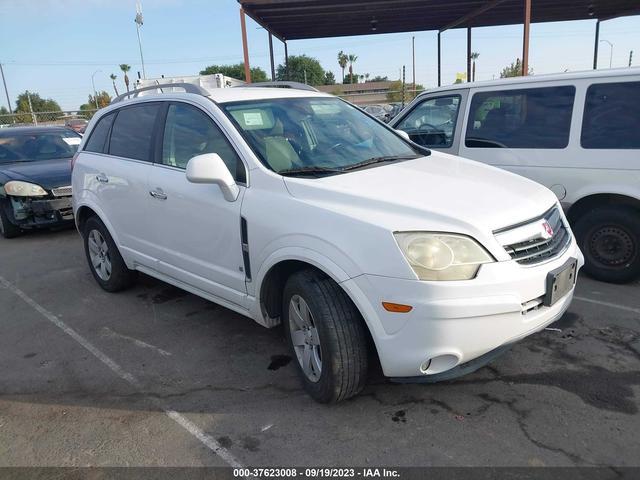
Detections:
[238, 0, 640, 40]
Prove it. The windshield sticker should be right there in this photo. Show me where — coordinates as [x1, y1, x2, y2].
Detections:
[310, 103, 341, 115]
[243, 112, 264, 126]
[63, 137, 81, 146]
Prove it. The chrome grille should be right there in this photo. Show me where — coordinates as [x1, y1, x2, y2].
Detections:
[51, 186, 72, 197]
[495, 206, 570, 265]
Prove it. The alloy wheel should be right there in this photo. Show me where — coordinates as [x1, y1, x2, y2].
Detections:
[288, 294, 322, 382]
[88, 229, 112, 281]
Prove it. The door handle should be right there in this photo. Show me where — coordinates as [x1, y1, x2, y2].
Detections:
[96, 173, 109, 183]
[149, 188, 167, 200]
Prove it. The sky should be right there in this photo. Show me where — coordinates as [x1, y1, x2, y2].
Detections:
[0, 0, 639, 111]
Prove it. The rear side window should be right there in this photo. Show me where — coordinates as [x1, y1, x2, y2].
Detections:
[84, 113, 115, 153]
[109, 104, 160, 161]
[581, 81, 640, 149]
[465, 86, 575, 149]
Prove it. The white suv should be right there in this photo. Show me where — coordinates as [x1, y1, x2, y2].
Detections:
[72, 82, 583, 403]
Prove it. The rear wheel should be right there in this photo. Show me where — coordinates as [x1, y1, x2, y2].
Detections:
[574, 206, 640, 284]
[83, 216, 137, 292]
[283, 269, 368, 403]
[0, 201, 21, 239]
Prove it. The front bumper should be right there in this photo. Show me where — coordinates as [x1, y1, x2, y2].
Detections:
[3, 195, 74, 229]
[341, 239, 584, 378]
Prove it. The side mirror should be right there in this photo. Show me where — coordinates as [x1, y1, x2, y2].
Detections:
[395, 129, 410, 141]
[186, 153, 239, 202]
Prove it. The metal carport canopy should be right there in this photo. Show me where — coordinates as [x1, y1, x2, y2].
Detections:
[236, 0, 639, 85]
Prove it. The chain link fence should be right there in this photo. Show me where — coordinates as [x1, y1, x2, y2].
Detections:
[0, 110, 98, 128]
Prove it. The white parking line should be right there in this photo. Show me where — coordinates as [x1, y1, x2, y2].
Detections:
[574, 295, 640, 315]
[101, 326, 172, 357]
[0, 274, 246, 470]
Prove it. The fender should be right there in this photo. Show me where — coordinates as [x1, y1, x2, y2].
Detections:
[564, 184, 640, 209]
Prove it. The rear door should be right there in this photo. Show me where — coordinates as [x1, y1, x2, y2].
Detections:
[146, 101, 248, 307]
[97, 102, 162, 267]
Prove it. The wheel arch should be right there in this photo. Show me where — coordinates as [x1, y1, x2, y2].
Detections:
[567, 193, 640, 224]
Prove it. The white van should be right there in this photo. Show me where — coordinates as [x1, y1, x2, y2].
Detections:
[392, 68, 640, 283]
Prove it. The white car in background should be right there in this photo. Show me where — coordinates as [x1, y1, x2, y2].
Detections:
[72, 82, 583, 402]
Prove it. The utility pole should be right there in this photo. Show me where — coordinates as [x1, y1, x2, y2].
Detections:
[304, 69, 307, 85]
[412, 36, 416, 91]
[0, 62, 12, 113]
[91, 69, 102, 109]
[401, 65, 406, 108]
[26, 91, 37, 125]
[629, 50, 634, 67]
[135, 1, 147, 79]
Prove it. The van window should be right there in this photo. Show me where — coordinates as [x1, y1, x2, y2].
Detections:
[84, 112, 115, 154]
[581, 81, 640, 149]
[465, 86, 575, 149]
[395, 95, 460, 148]
[161, 103, 246, 182]
[109, 104, 160, 161]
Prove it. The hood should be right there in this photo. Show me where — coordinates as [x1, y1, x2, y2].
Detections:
[0, 158, 72, 190]
[284, 151, 557, 235]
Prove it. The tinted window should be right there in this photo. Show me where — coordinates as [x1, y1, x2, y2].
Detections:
[161, 103, 245, 182]
[84, 113, 115, 153]
[109, 104, 160, 161]
[396, 95, 460, 148]
[581, 81, 640, 149]
[0, 131, 81, 163]
[465, 86, 575, 148]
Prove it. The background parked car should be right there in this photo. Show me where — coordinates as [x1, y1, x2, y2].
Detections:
[363, 104, 391, 122]
[65, 118, 89, 134]
[0, 126, 79, 238]
[392, 68, 640, 283]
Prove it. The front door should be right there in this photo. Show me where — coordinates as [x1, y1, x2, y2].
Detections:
[147, 101, 248, 307]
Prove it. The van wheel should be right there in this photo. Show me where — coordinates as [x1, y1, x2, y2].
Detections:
[0, 201, 22, 239]
[83, 216, 137, 292]
[283, 269, 368, 403]
[574, 206, 640, 283]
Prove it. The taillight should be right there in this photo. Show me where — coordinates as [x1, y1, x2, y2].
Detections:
[71, 152, 79, 171]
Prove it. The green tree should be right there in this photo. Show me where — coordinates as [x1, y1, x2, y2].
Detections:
[337, 51, 348, 83]
[13, 91, 62, 124]
[110, 73, 119, 97]
[343, 73, 359, 84]
[470, 52, 480, 81]
[500, 58, 533, 78]
[0, 106, 10, 125]
[200, 63, 268, 82]
[79, 91, 112, 116]
[347, 54, 358, 83]
[119, 64, 131, 92]
[276, 55, 326, 85]
[323, 71, 336, 85]
[368, 75, 388, 83]
[386, 81, 424, 102]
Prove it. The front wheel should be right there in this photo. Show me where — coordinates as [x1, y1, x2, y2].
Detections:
[283, 269, 369, 403]
[574, 206, 640, 284]
[0, 200, 22, 239]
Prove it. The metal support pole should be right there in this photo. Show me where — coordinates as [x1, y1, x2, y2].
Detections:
[0, 63, 12, 113]
[284, 41, 289, 81]
[593, 20, 600, 69]
[268, 32, 275, 81]
[26, 91, 37, 125]
[412, 36, 416, 89]
[401, 65, 406, 108]
[522, 0, 531, 76]
[467, 27, 471, 82]
[91, 69, 101, 109]
[240, 8, 251, 83]
[437, 31, 441, 87]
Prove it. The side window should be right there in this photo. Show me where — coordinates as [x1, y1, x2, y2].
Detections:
[161, 103, 245, 182]
[109, 103, 160, 161]
[84, 112, 115, 153]
[465, 86, 575, 149]
[581, 81, 640, 149]
[396, 95, 460, 148]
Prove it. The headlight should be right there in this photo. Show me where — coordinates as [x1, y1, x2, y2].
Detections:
[4, 180, 48, 197]
[394, 232, 494, 281]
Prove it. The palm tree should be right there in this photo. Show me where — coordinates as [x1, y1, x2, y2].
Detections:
[364, 73, 370, 82]
[110, 74, 119, 97]
[119, 64, 131, 92]
[347, 54, 358, 84]
[470, 52, 480, 82]
[337, 51, 348, 83]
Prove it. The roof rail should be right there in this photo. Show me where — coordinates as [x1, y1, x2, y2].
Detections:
[238, 81, 319, 92]
[111, 82, 210, 104]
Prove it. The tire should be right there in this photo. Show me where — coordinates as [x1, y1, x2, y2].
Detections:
[283, 269, 368, 403]
[83, 216, 137, 292]
[573, 206, 640, 284]
[0, 200, 22, 239]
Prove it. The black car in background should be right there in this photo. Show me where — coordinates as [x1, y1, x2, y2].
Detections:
[0, 126, 80, 238]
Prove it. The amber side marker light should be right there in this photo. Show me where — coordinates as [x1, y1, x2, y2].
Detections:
[382, 302, 413, 313]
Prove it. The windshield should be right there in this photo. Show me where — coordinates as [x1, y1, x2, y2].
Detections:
[222, 97, 422, 176]
[0, 131, 81, 164]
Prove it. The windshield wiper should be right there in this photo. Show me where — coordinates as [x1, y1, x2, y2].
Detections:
[278, 165, 344, 177]
[340, 154, 421, 172]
